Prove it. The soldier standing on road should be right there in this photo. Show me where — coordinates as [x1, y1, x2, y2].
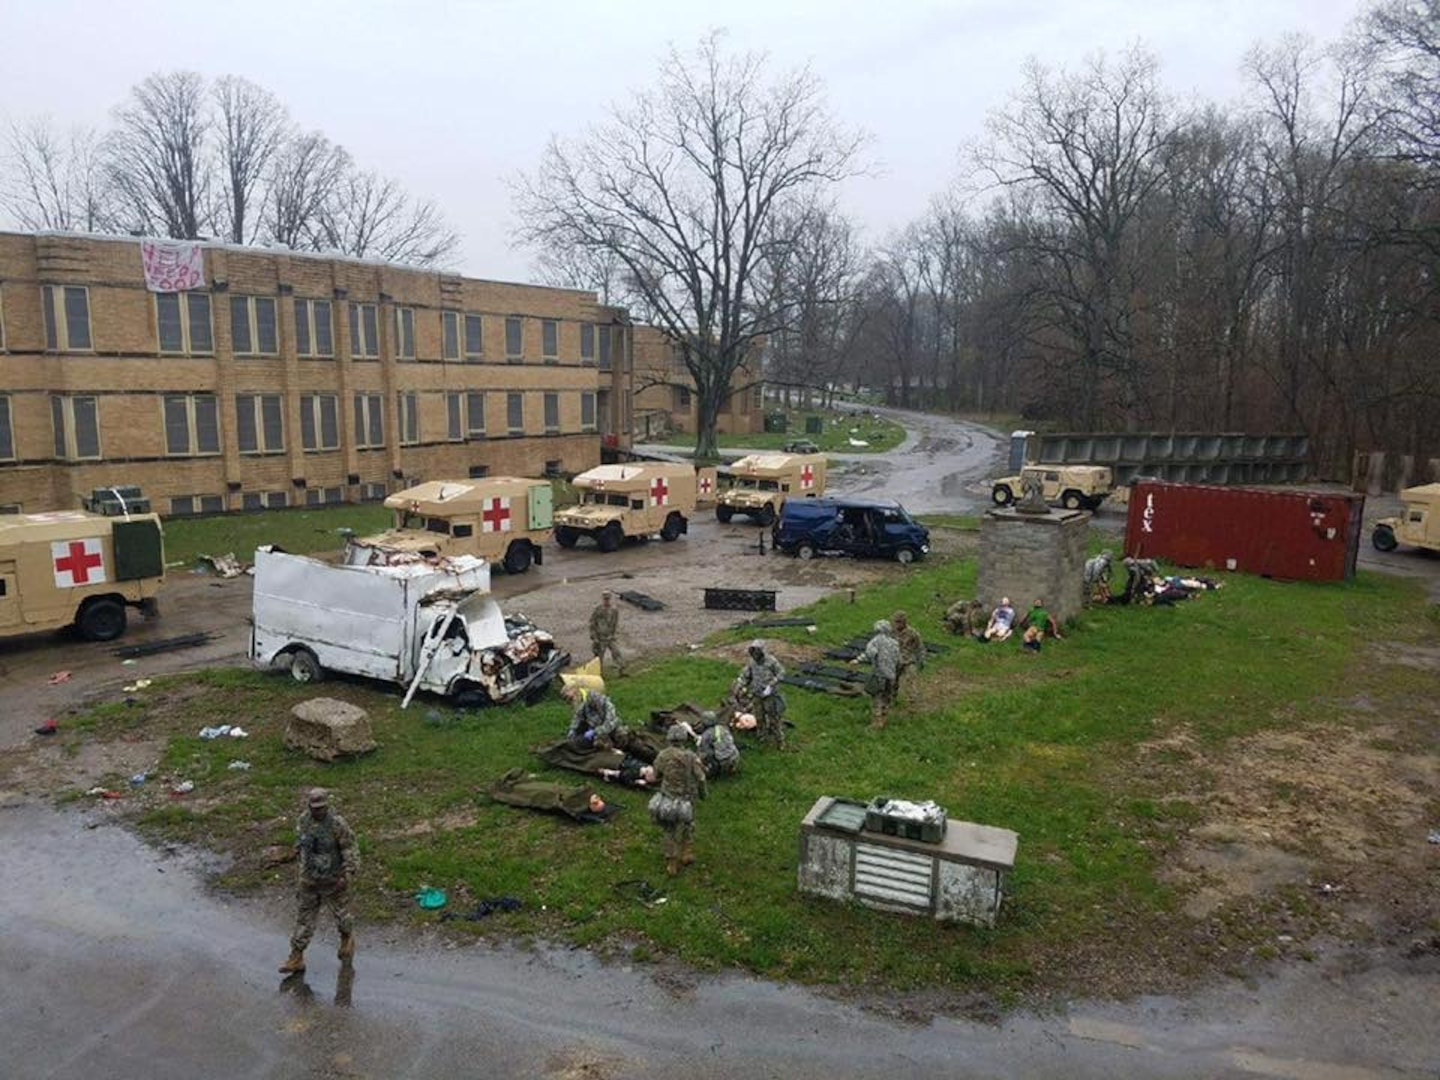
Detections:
[892, 610, 925, 700]
[589, 591, 624, 676]
[279, 788, 359, 974]
[734, 639, 786, 748]
[854, 619, 901, 729]
[648, 724, 708, 876]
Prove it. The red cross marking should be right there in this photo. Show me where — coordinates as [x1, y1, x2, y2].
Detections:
[699, 475, 713, 494]
[800, 464, 815, 488]
[482, 497, 512, 532]
[650, 477, 669, 505]
[54, 539, 104, 586]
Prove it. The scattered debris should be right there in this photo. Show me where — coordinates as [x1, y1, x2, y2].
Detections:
[46, 671, 71, 686]
[197, 552, 249, 578]
[1428, 830, 1440, 845]
[33, 720, 58, 736]
[86, 786, 123, 800]
[704, 587, 777, 612]
[617, 590, 665, 612]
[122, 679, 153, 692]
[171, 780, 194, 795]
[227, 760, 252, 771]
[415, 887, 447, 910]
[438, 897, 523, 922]
[198, 724, 248, 740]
[613, 879, 667, 908]
[286, 698, 377, 761]
[129, 773, 147, 786]
[114, 631, 217, 659]
[120, 658, 139, 666]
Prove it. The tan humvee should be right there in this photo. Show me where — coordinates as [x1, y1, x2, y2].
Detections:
[1373, 483, 1440, 554]
[0, 509, 165, 642]
[717, 453, 827, 525]
[992, 465, 1114, 511]
[554, 462, 697, 552]
[345, 477, 553, 574]
[695, 466, 719, 508]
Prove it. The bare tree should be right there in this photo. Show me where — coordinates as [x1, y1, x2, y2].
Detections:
[1, 118, 109, 231]
[315, 168, 459, 266]
[532, 245, 629, 304]
[212, 75, 286, 244]
[264, 130, 350, 249]
[513, 32, 865, 459]
[104, 71, 211, 239]
[1367, 0, 1440, 176]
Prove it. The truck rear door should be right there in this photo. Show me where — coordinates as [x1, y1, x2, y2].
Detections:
[527, 483, 553, 530]
[0, 561, 20, 629]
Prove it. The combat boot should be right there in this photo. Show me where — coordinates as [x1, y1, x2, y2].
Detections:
[337, 932, 355, 960]
[680, 842, 695, 866]
[665, 856, 680, 877]
[278, 949, 306, 974]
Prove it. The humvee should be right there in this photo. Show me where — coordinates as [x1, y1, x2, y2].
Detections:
[554, 463, 697, 552]
[1372, 483, 1440, 554]
[0, 505, 165, 642]
[346, 477, 553, 574]
[717, 452, 827, 525]
[992, 465, 1114, 511]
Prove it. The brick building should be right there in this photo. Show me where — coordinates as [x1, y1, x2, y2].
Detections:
[0, 231, 635, 515]
[632, 325, 765, 441]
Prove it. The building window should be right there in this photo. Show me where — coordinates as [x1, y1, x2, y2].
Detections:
[43, 285, 92, 351]
[464, 314, 483, 359]
[505, 316, 523, 361]
[242, 491, 289, 510]
[300, 394, 339, 452]
[0, 395, 13, 460]
[236, 394, 284, 454]
[305, 486, 345, 506]
[294, 299, 334, 358]
[398, 391, 419, 446]
[156, 292, 213, 355]
[169, 494, 224, 516]
[751, 383, 764, 410]
[353, 393, 384, 448]
[598, 326, 611, 371]
[51, 395, 100, 460]
[580, 323, 595, 365]
[581, 391, 596, 433]
[675, 385, 691, 410]
[0, 284, 6, 351]
[231, 296, 278, 356]
[441, 311, 460, 360]
[446, 393, 463, 441]
[349, 302, 380, 358]
[163, 394, 220, 456]
[467, 464, 489, 479]
[543, 392, 559, 433]
[542, 320, 558, 362]
[466, 392, 486, 436]
[360, 482, 388, 501]
[395, 307, 416, 360]
[507, 391, 524, 435]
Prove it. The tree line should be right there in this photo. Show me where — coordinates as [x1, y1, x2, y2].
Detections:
[517, 3, 1439, 472]
[1, 72, 457, 266]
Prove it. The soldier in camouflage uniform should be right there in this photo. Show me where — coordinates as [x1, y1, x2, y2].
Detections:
[855, 619, 901, 729]
[589, 591, 624, 675]
[734, 640, 786, 747]
[690, 711, 740, 778]
[892, 610, 925, 700]
[279, 788, 359, 974]
[648, 724, 708, 875]
[562, 684, 623, 748]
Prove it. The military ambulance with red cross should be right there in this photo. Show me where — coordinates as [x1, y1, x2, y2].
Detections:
[0, 507, 165, 642]
[554, 462, 697, 553]
[346, 477, 553, 574]
[716, 452, 827, 526]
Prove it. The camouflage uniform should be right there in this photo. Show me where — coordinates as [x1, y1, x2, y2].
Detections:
[697, 722, 740, 778]
[566, 689, 622, 748]
[589, 597, 624, 673]
[285, 797, 359, 966]
[860, 621, 901, 729]
[892, 611, 925, 699]
[735, 642, 786, 747]
[648, 728, 708, 874]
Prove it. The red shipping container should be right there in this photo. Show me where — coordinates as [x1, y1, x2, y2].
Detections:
[1124, 482, 1365, 582]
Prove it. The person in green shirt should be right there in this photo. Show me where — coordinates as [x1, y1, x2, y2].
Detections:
[1021, 599, 1063, 652]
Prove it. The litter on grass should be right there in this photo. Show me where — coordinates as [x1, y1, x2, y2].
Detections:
[227, 760, 251, 771]
[415, 887, 447, 910]
[198, 724, 249, 740]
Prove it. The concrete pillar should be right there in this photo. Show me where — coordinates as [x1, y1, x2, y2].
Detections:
[976, 508, 1089, 626]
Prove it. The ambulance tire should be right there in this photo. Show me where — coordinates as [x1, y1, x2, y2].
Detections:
[660, 512, 684, 541]
[289, 648, 325, 685]
[716, 505, 734, 524]
[555, 526, 579, 548]
[503, 540, 533, 574]
[597, 522, 624, 553]
[77, 597, 127, 642]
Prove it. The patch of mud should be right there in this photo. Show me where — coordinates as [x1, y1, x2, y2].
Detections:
[544, 1048, 625, 1080]
[1376, 642, 1440, 672]
[376, 807, 481, 841]
[0, 732, 165, 800]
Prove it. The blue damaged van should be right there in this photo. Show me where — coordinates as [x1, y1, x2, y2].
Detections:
[774, 497, 930, 564]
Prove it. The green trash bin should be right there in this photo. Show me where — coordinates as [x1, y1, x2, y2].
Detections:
[804, 415, 823, 434]
[764, 411, 789, 433]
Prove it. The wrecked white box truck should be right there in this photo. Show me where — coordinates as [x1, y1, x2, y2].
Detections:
[249, 548, 567, 706]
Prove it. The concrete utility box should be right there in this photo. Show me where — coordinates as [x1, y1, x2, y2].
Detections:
[976, 508, 1088, 624]
[797, 797, 1017, 927]
[286, 697, 378, 761]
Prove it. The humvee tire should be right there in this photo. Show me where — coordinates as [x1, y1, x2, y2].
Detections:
[1372, 525, 1398, 552]
[992, 484, 1014, 506]
[77, 597, 127, 642]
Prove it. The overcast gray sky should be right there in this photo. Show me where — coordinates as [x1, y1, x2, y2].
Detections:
[3, 0, 1366, 281]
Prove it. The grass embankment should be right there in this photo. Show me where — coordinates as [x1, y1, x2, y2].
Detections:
[72, 554, 1430, 999]
[714, 410, 905, 454]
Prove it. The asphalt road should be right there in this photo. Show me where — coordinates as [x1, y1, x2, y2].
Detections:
[3, 409, 1438, 1079]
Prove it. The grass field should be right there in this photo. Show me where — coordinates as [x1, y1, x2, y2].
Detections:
[713, 410, 906, 454]
[66, 539, 1435, 1002]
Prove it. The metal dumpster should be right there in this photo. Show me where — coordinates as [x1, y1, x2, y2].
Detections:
[1124, 481, 1365, 582]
